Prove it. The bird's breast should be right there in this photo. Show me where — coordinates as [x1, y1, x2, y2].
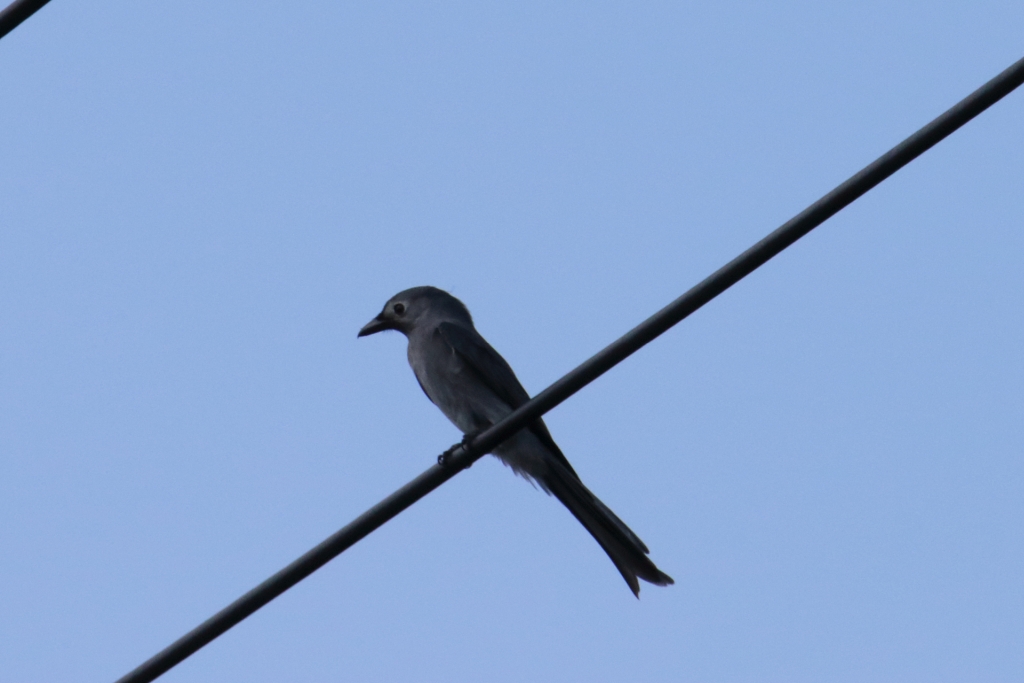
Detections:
[407, 330, 511, 434]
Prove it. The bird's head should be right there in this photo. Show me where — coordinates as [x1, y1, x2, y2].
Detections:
[358, 286, 473, 338]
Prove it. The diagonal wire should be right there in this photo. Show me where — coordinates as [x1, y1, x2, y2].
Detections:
[0, 0, 51, 40]
[116, 54, 1024, 683]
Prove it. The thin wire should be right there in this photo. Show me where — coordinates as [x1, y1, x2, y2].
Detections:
[0, 0, 51, 40]
[117, 54, 1024, 683]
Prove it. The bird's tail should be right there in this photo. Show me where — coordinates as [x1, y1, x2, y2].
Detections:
[540, 463, 674, 597]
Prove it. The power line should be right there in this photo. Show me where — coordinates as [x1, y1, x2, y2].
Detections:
[0, 0, 50, 40]
[114, 52, 1024, 683]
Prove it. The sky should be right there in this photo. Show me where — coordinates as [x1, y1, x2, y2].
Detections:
[1, 2, 1023, 681]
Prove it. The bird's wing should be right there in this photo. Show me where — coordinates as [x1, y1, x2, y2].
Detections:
[436, 321, 577, 477]
[413, 373, 433, 402]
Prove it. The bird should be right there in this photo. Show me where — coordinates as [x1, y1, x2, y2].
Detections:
[358, 286, 673, 596]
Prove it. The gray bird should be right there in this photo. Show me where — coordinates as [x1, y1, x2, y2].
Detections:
[358, 286, 673, 596]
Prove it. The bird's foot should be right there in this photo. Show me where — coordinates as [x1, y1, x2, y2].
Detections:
[436, 430, 484, 468]
[437, 443, 460, 467]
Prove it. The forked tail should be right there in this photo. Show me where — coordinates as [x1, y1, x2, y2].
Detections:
[541, 462, 673, 597]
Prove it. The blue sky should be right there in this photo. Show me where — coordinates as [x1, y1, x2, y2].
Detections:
[2, 2, 1022, 681]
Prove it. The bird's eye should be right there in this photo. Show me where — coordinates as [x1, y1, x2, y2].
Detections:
[393, 302, 406, 315]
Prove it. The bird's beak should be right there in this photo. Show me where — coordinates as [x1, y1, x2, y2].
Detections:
[358, 313, 392, 337]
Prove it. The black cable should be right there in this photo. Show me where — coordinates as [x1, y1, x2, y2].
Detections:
[116, 54, 1024, 683]
[0, 0, 51, 40]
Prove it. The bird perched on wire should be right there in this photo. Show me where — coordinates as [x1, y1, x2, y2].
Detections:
[358, 286, 673, 596]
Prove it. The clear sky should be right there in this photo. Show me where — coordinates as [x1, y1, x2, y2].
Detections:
[2, 2, 1022, 681]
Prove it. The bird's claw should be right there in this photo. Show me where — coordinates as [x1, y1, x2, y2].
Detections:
[437, 430, 483, 468]
[437, 444, 459, 467]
